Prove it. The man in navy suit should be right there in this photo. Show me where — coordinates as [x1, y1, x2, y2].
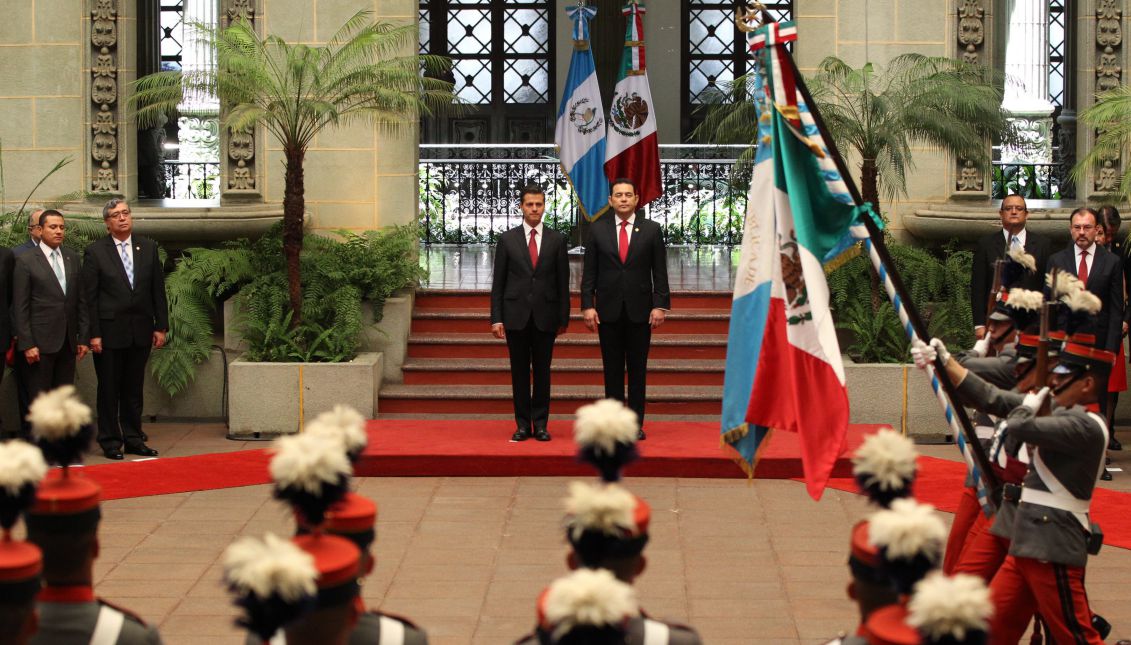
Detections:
[11, 210, 89, 407]
[1048, 207, 1124, 353]
[581, 178, 671, 439]
[82, 199, 168, 460]
[490, 185, 570, 442]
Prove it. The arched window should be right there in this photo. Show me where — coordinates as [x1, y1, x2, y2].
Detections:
[419, 0, 555, 144]
[680, 0, 792, 140]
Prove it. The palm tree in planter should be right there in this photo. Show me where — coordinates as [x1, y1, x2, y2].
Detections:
[1073, 85, 1131, 201]
[132, 10, 456, 323]
[695, 53, 1016, 213]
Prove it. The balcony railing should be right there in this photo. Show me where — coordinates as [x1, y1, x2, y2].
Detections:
[419, 144, 750, 246]
[161, 160, 221, 200]
[991, 161, 1073, 201]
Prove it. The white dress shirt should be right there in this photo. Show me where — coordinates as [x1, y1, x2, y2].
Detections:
[521, 221, 543, 255]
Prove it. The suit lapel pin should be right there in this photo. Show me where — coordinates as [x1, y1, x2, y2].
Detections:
[634, 227, 639, 233]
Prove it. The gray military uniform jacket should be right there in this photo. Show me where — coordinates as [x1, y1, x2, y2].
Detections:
[955, 372, 1105, 568]
[30, 599, 162, 645]
[246, 611, 427, 645]
[514, 616, 702, 644]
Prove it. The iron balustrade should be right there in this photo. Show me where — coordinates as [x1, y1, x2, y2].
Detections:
[419, 144, 750, 246]
[991, 162, 1067, 201]
[161, 160, 221, 200]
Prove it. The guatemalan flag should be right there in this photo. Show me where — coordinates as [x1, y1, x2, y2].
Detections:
[555, 4, 609, 221]
[603, 1, 661, 209]
[721, 21, 873, 499]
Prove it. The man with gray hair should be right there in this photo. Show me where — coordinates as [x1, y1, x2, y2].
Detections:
[81, 199, 167, 460]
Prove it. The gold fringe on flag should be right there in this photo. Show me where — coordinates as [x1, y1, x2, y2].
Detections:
[719, 425, 776, 481]
[822, 242, 861, 275]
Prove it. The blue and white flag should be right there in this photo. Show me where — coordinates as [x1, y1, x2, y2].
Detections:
[555, 4, 609, 221]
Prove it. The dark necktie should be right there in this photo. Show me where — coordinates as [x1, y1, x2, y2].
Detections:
[528, 229, 538, 268]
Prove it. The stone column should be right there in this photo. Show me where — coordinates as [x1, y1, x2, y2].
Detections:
[219, 0, 262, 204]
[953, 0, 994, 196]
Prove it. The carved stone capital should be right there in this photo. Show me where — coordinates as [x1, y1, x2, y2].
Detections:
[1094, 0, 1124, 194]
[221, 0, 258, 194]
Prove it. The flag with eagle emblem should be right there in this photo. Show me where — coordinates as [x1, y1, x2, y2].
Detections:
[555, 3, 609, 221]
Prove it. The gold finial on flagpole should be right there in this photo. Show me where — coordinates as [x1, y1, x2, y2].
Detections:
[736, 2, 767, 32]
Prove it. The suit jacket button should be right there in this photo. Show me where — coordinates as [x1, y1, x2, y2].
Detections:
[1042, 516, 1049, 522]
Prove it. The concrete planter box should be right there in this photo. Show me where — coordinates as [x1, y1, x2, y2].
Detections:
[224, 289, 414, 384]
[227, 352, 383, 438]
[844, 361, 950, 442]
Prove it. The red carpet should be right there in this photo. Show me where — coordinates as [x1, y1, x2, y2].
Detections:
[71, 421, 1131, 550]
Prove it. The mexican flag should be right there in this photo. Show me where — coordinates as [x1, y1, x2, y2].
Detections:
[722, 21, 867, 499]
[603, 1, 661, 208]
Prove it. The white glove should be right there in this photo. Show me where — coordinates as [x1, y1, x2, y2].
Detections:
[911, 339, 936, 369]
[929, 338, 951, 364]
[969, 337, 990, 358]
[1020, 386, 1050, 414]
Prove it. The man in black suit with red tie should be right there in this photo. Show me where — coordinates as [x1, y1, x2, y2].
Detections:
[82, 198, 168, 460]
[970, 194, 1051, 339]
[490, 185, 570, 442]
[581, 178, 671, 439]
[1048, 207, 1124, 353]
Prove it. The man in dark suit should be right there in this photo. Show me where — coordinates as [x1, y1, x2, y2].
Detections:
[970, 194, 1051, 339]
[581, 178, 671, 439]
[11, 210, 88, 408]
[490, 185, 570, 442]
[9, 209, 43, 438]
[82, 198, 167, 460]
[1048, 207, 1124, 353]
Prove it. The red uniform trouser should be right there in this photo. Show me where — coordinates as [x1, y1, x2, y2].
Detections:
[944, 485, 981, 575]
[989, 555, 1101, 645]
[953, 512, 1009, 583]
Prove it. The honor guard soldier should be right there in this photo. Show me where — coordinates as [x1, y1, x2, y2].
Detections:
[516, 568, 691, 645]
[831, 429, 919, 641]
[21, 386, 162, 645]
[224, 531, 362, 645]
[862, 573, 993, 645]
[0, 440, 48, 645]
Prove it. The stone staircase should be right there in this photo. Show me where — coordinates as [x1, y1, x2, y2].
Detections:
[377, 289, 731, 418]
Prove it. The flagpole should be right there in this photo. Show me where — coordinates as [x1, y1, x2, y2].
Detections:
[778, 50, 1002, 502]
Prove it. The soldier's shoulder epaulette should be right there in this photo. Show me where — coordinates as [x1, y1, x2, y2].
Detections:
[97, 598, 149, 626]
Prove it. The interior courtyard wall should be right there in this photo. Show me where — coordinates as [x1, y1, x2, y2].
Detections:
[0, 1, 88, 210]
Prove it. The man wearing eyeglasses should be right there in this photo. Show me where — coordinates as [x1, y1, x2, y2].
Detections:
[970, 194, 1051, 339]
[81, 199, 168, 460]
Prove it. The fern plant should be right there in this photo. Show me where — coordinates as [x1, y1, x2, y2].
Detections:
[827, 239, 973, 363]
[150, 223, 424, 396]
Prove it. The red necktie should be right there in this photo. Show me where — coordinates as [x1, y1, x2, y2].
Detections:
[619, 221, 629, 263]
[528, 229, 538, 268]
[1078, 250, 1089, 285]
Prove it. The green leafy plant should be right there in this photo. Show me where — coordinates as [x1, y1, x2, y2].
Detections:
[695, 54, 1017, 210]
[1073, 84, 1131, 199]
[132, 10, 456, 324]
[827, 239, 973, 363]
[150, 223, 424, 396]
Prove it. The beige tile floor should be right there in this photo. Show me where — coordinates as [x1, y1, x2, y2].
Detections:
[45, 424, 1131, 644]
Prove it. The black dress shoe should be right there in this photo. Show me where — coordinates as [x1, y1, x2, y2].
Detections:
[637, 429, 646, 441]
[103, 449, 124, 460]
[125, 444, 158, 457]
[1102, 468, 1113, 481]
[510, 427, 532, 442]
[533, 427, 551, 442]
[1110, 435, 1123, 451]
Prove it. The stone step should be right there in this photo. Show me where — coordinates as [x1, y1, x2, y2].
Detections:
[400, 357, 724, 386]
[405, 333, 729, 360]
[377, 384, 722, 416]
[411, 308, 731, 335]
